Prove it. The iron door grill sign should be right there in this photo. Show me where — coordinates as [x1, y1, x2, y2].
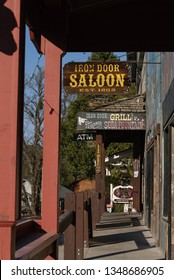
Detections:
[77, 112, 146, 130]
[63, 62, 131, 94]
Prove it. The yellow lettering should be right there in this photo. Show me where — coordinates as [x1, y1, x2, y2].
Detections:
[127, 114, 132, 121]
[115, 74, 125, 87]
[114, 64, 119, 72]
[106, 74, 115, 87]
[88, 74, 97, 87]
[74, 65, 78, 72]
[96, 74, 105, 87]
[110, 113, 133, 121]
[78, 74, 87, 87]
[78, 64, 84, 72]
[69, 74, 78, 87]
[110, 114, 114, 121]
[103, 64, 108, 72]
[115, 114, 120, 120]
[97, 63, 120, 72]
[97, 64, 102, 72]
[69, 73, 126, 88]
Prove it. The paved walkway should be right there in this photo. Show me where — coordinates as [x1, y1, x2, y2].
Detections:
[84, 212, 165, 260]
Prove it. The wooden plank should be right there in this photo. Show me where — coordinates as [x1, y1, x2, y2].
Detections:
[83, 191, 89, 248]
[92, 191, 98, 230]
[59, 210, 74, 234]
[16, 220, 35, 240]
[87, 190, 93, 238]
[64, 193, 76, 259]
[15, 233, 58, 260]
[76, 192, 84, 259]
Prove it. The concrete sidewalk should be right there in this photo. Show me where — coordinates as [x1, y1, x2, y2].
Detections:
[84, 212, 165, 260]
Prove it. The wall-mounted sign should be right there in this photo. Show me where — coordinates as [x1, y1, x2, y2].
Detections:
[96, 144, 101, 173]
[73, 132, 96, 141]
[77, 112, 146, 130]
[63, 62, 131, 94]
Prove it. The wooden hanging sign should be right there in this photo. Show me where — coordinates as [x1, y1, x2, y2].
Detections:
[63, 61, 131, 94]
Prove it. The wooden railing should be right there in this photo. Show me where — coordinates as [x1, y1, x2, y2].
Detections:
[60, 188, 98, 259]
[15, 219, 58, 260]
[15, 188, 99, 260]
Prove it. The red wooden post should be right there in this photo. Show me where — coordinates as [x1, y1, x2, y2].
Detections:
[41, 40, 63, 258]
[0, 0, 25, 259]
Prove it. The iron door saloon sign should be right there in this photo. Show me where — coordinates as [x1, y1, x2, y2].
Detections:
[77, 112, 146, 130]
[63, 62, 131, 94]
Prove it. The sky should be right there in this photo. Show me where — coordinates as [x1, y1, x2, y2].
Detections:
[25, 26, 127, 77]
[25, 27, 44, 76]
[25, 27, 91, 76]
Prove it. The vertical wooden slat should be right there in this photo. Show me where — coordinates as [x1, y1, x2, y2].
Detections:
[87, 189, 93, 238]
[83, 190, 89, 248]
[76, 192, 84, 259]
[64, 193, 75, 259]
[101, 141, 106, 214]
[91, 190, 97, 230]
[96, 134, 103, 222]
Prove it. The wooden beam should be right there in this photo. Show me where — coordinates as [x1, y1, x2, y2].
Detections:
[41, 41, 63, 235]
[59, 210, 74, 234]
[15, 233, 58, 260]
[0, 0, 25, 260]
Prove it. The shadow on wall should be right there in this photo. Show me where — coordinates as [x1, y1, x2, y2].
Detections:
[0, 0, 17, 55]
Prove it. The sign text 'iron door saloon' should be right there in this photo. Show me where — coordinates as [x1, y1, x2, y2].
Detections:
[77, 112, 146, 130]
[63, 62, 131, 94]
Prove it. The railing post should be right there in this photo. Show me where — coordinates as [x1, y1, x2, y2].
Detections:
[91, 190, 98, 230]
[64, 193, 75, 259]
[87, 189, 93, 237]
[83, 190, 89, 248]
[75, 192, 84, 259]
